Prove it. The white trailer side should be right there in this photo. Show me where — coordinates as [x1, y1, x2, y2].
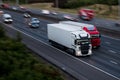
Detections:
[47, 24, 82, 48]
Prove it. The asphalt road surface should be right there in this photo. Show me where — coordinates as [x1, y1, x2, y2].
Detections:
[1, 9, 120, 80]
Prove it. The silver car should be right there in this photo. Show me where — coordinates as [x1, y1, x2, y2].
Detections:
[2, 14, 13, 23]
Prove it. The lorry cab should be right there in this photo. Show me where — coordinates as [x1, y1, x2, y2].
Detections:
[2, 14, 13, 23]
[71, 31, 92, 56]
[82, 25, 101, 48]
[59, 21, 101, 48]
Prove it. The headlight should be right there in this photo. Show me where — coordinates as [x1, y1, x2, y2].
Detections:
[5, 19, 8, 21]
[88, 50, 92, 55]
[76, 51, 81, 56]
[10, 19, 13, 21]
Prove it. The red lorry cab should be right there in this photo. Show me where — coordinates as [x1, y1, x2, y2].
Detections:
[59, 21, 101, 48]
[78, 9, 94, 20]
[82, 25, 101, 48]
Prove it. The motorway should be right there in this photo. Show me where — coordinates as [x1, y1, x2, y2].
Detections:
[1, 9, 120, 80]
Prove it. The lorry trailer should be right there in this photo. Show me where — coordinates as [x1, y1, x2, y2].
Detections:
[47, 23, 92, 56]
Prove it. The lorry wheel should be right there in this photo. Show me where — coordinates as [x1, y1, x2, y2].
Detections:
[49, 40, 57, 47]
[49, 40, 54, 45]
[96, 45, 100, 49]
[63, 46, 67, 50]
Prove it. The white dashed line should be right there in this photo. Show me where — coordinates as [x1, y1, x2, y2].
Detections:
[110, 61, 118, 65]
[108, 50, 117, 54]
[105, 42, 111, 45]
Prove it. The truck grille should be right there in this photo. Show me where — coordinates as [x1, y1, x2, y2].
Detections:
[80, 45, 89, 54]
[81, 50, 88, 54]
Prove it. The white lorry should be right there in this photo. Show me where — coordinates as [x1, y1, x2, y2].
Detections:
[47, 23, 92, 56]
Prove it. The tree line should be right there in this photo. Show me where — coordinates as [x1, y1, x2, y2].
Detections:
[62, 0, 118, 8]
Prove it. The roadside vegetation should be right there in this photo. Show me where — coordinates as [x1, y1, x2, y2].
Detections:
[63, 0, 117, 8]
[0, 26, 64, 80]
[2, 0, 26, 4]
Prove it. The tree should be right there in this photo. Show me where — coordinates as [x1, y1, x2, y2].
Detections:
[107, 0, 117, 11]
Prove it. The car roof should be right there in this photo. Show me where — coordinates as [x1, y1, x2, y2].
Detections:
[31, 18, 38, 20]
[3, 14, 11, 17]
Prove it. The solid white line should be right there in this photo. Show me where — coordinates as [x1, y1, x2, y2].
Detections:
[3, 23, 120, 80]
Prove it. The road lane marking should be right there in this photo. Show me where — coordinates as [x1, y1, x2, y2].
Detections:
[2, 22, 120, 80]
[110, 61, 118, 65]
[108, 50, 117, 54]
[105, 42, 111, 45]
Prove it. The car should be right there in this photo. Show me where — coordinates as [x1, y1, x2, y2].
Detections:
[51, 11, 58, 15]
[1, 4, 9, 8]
[78, 8, 94, 20]
[11, 6, 18, 10]
[115, 22, 120, 27]
[63, 14, 79, 21]
[19, 6, 26, 10]
[23, 13, 31, 18]
[28, 18, 40, 28]
[0, 10, 4, 15]
[41, 10, 50, 15]
[31, 18, 40, 23]
[2, 14, 13, 23]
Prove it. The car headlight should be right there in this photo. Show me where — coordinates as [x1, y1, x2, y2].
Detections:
[5, 19, 8, 21]
[10, 19, 13, 21]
